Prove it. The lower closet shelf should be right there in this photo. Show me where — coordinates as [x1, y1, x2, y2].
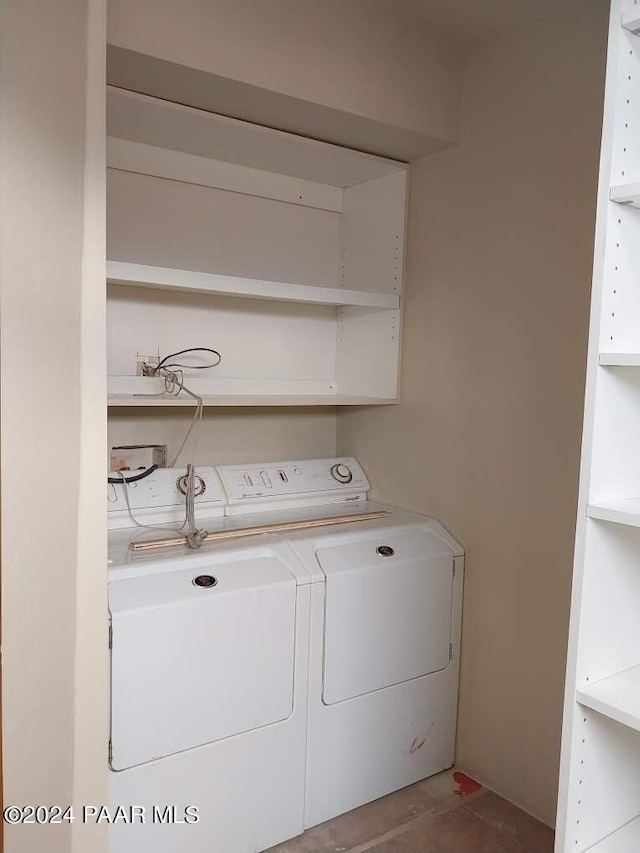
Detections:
[108, 394, 398, 407]
[577, 665, 640, 733]
[107, 376, 398, 407]
[586, 816, 640, 852]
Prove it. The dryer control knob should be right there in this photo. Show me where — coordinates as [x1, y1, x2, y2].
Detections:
[331, 463, 353, 484]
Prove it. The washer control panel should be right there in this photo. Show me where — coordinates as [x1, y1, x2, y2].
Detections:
[217, 457, 369, 510]
[107, 466, 225, 529]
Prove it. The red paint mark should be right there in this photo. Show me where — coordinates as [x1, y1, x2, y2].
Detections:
[409, 736, 426, 755]
[453, 771, 482, 797]
[409, 722, 434, 755]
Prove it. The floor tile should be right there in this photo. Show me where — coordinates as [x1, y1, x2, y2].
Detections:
[366, 807, 526, 853]
[266, 783, 442, 853]
[415, 770, 461, 804]
[464, 790, 554, 853]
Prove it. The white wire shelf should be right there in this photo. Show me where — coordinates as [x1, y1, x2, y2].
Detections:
[107, 261, 400, 310]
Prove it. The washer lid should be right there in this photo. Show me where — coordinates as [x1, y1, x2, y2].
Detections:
[317, 527, 455, 705]
[109, 552, 296, 770]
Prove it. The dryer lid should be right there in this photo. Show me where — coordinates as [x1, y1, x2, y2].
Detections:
[317, 526, 455, 705]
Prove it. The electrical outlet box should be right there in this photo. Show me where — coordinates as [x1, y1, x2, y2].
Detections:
[136, 353, 160, 376]
[111, 444, 167, 471]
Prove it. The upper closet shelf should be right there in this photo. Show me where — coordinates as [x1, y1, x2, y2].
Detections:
[107, 261, 400, 310]
[107, 87, 406, 188]
[622, 9, 640, 34]
[610, 183, 640, 207]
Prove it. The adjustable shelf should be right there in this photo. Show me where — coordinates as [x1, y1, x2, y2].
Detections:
[107, 376, 398, 407]
[599, 354, 640, 366]
[577, 666, 640, 734]
[107, 261, 400, 310]
[108, 394, 397, 408]
[589, 818, 640, 852]
[622, 10, 640, 35]
[587, 499, 640, 526]
[610, 184, 640, 207]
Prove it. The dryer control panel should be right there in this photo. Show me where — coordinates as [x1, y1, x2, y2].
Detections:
[217, 457, 370, 514]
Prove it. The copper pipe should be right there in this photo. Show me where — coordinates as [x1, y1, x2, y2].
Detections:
[130, 510, 390, 552]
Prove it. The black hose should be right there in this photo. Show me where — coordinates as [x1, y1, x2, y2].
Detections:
[108, 464, 159, 484]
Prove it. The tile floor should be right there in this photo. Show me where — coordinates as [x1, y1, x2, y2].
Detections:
[268, 769, 555, 853]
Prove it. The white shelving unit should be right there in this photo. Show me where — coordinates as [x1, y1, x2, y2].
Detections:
[106, 87, 408, 407]
[557, 3, 640, 851]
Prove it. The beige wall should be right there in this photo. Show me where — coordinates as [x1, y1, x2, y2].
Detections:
[106, 0, 464, 158]
[337, 0, 608, 825]
[108, 408, 338, 466]
[0, 1, 108, 851]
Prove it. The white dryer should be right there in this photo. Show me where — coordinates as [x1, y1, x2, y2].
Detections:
[107, 467, 313, 853]
[216, 457, 464, 830]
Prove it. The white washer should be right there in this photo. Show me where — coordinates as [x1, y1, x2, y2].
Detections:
[216, 457, 465, 830]
[107, 466, 313, 853]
